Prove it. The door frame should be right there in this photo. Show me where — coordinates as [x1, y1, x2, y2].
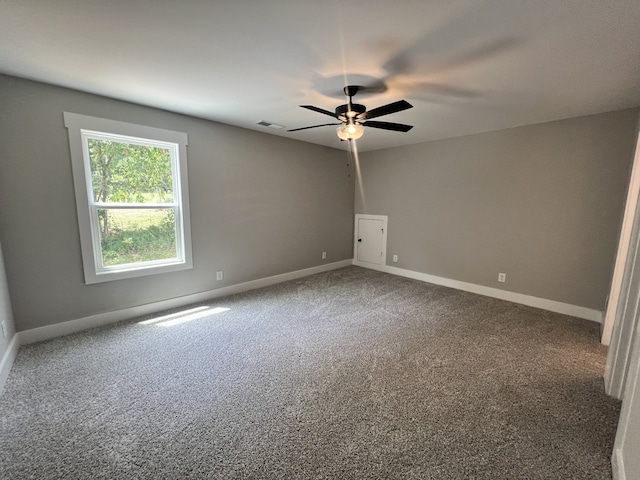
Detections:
[603, 129, 640, 346]
[353, 214, 388, 266]
[605, 125, 640, 399]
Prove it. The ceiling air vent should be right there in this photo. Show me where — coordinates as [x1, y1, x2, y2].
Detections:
[257, 121, 284, 130]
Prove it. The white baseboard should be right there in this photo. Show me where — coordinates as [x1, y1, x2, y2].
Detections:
[0, 334, 20, 395]
[3, 258, 598, 394]
[18, 260, 353, 346]
[612, 448, 625, 480]
[353, 261, 602, 323]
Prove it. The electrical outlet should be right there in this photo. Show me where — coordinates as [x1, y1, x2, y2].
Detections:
[322, 251, 326, 260]
[392, 254, 398, 262]
[498, 273, 506, 283]
[1, 321, 6, 339]
[216, 271, 223, 281]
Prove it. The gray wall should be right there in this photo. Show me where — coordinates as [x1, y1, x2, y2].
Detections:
[0, 241, 16, 360]
[0, 75, 354, 331]
[357, 109, 639, 310]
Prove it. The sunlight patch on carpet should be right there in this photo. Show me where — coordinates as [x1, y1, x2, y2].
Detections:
[138, 306, 230, 327]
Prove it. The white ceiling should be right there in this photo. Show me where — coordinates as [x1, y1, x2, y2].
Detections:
[1, 0, 639, 152]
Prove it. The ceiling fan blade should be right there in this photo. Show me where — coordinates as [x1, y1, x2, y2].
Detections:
[357, 100, 413, 121]
[300, 105, 338, 118]
[363, 121, 414, 132]
[287, 123, 340, 132]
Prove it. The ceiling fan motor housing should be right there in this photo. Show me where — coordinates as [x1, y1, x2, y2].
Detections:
[336, 103, 366, 121]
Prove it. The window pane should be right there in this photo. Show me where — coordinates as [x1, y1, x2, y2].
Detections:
[99, 209, 177, 267]
[87, 139, 174, 203]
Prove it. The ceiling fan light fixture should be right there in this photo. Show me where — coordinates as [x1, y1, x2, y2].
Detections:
[337, 123, 364, 141]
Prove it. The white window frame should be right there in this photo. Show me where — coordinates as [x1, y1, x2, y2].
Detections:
[64, 112, 193, 284]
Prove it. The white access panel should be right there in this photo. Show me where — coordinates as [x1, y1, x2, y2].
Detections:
[354, 215, 388, 265]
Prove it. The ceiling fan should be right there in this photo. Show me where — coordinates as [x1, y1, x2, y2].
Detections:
[288, 85, 413, 141]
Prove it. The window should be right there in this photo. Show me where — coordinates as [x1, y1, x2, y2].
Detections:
[64, 113, 192, 284]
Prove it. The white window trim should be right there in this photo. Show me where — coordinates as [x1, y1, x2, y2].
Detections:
[64, 112, 193, 284]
